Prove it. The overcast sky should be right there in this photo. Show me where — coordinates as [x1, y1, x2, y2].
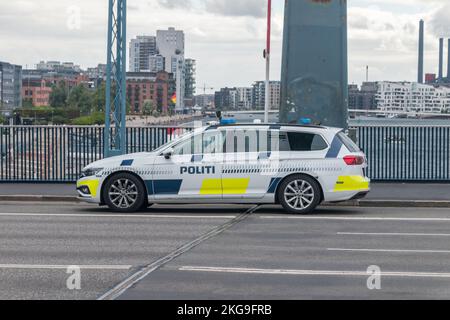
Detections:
[1, 0, 449, 92]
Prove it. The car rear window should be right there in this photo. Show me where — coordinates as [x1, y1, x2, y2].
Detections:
[337, 131, 360, 152]
[287, 132, 328, 151]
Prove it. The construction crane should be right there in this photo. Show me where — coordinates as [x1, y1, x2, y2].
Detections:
[202, 84, 215, 95]
[104, 0, 127, 157]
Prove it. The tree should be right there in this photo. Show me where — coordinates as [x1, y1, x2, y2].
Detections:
[143, 100, 155, 116]
[0, 114, 5, 125]
[67, 85, 93, 115]
[90, 82, 106, 113]
[49, 82, 69, 108]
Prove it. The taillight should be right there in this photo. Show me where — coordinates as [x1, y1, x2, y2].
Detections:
[343, 155, 365, 166]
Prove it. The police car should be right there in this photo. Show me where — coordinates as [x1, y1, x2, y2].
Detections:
[77, 123, 370, 214]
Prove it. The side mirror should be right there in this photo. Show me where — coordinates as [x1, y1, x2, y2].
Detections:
[163, 147, 174, 159]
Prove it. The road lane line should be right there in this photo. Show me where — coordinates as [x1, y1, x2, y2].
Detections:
[0, 264, 132, 270]
[98, 205, 261, 300]
[338, 232, 450, 237]
[328, 248, 450, 254]
[261, 216, 450, 222]
[178, 266, 450, 278]
[0, 212, 236, 219]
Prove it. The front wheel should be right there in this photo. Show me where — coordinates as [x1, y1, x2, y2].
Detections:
[103, 173, 146, 212]
[277, 175, 321, 215]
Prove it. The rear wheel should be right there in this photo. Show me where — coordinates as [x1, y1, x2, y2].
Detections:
[104, 173, 146, 212]
[278, 175, 321, 215]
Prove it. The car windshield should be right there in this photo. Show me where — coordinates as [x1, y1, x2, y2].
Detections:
[151, 130, 195, 153]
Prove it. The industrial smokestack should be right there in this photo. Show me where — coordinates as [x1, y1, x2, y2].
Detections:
[418, 20, 424, 83]
[448, 39, 450, 79]
[439, 38, 444, 80]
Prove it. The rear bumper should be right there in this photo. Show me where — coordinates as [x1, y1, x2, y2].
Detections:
[349, 191, 370, 200]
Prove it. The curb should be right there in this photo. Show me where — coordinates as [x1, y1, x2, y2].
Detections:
[328, 200, 450, 208]
[1, 196, 450, 208]
[0, 195, 81, 203]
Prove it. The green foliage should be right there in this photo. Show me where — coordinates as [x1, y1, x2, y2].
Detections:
[67, 85, 93, 115]
[0, 115, 5, 125]
[22, 99, 33, 108]
[71, 112, 105, 125]
[49, 82, 69, 108]
[91, 82, 106, 113]
[143, 100, 155, 116]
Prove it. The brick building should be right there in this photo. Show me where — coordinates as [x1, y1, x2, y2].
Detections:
[126, 71, 175, 115]
[22, 79, 52, 107]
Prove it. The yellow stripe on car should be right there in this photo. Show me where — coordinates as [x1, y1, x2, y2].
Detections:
[334, 176, 370, 192]
[200, 179, 222, 195]
[200, 178, 250, 195]
[77, 179, 100, 197]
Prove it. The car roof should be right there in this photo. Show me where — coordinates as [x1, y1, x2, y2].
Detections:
[206, 123, 341, 131]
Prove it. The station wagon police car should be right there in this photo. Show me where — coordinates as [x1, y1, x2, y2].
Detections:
[77, 123, 370, 214]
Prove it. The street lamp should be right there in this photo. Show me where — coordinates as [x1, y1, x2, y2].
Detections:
[264, 0, 272, 124]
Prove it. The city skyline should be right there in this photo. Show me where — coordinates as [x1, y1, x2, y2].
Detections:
[1, 0, 449, 92]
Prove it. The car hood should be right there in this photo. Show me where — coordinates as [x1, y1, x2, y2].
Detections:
[83, 152, 156, 170]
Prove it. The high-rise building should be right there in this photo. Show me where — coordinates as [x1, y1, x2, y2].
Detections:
[235, 87, 253, 110]
[148, 54, 165, 73]
[184, 59, 196, 99]
[0, 61, 22, 113]
[252, 81, 281, 110]
[157, 28, 185, 111]
[156, 28, 185, 74]
[129, 36, 157, 72]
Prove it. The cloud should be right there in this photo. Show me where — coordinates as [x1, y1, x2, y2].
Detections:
[157, 0, 192, 9]
[204, 0, 266, 18]
[429, 3, 450, 37]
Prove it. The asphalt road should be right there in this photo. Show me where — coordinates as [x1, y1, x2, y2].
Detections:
[3, 182, 450, 201]
[1, 202, 450, 299]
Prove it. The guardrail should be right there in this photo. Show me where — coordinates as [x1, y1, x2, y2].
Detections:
[354, 125, 450, 181]
[1, 124, 449, 182]
[0, 126, 190, 182]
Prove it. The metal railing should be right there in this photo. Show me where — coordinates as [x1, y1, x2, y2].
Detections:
[0, 126, 190, 182]
[1, 124, 450, 182]
[354, 125, 450, 181]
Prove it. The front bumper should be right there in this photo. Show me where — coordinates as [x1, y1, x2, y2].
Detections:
[76, 177, 101, 203]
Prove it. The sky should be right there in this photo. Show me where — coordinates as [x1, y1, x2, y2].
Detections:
[0, 0, 449, 93]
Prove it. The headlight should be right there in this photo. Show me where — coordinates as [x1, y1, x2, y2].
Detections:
[80, 167, 104, 178]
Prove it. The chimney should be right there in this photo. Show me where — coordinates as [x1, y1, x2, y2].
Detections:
[418, 20, 424, 83]
[439, 38, 444, 80]
[448, 39, 450, 79]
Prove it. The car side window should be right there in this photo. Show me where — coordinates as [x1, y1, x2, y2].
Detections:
[287, 132, 328, 151]
[172, 130, 224, 155]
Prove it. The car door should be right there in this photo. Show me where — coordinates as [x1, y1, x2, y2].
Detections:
[152, 129, 224, 201]
[221, 128, 276, 200]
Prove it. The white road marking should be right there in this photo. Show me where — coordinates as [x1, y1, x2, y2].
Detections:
[179, 266, 450, 278]
[0, 264, 132, 270]
[0, 212, 236, 219]
[338, 232, 450, 237]
[261, 216, 450, 222]
[328, 248, 450, 254]
[97, 205, 260, 300]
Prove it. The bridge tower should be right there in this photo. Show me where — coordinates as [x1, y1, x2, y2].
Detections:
[104, 0, 127, 157]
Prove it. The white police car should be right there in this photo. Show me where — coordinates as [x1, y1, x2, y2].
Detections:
[77, 124, 370, 214]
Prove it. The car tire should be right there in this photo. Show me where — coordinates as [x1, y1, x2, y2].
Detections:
[103, 172, 146, 213]
[277, 174, 321, 215]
